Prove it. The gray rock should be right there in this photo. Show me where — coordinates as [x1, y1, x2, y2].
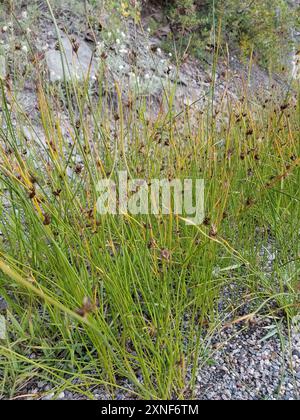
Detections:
[45, 35, 96, 82]
[22, 126, 47, 147]
[0, 55, 6, 80]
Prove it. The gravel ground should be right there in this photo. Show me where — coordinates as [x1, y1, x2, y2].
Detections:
[7, 315, 298, 401]
[196, 318, 300, 400]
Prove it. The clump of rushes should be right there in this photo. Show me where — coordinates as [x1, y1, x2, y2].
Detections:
[0, 11, 299, 401]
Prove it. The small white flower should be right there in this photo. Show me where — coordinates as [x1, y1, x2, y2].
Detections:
[168, 52, 173, 57]
[147, 27, 151, 33]
[157, 48, 162, 55]
[121, 32, 126, 38]
[2, 26, 8, 32]
[21, 11, 28, 20]
[119, 46, 128, 54]
[26, 28, 32, 34]
[145, 73, 150, 80]
[116, 38, 121, 45]
[21, 45, 28, 53]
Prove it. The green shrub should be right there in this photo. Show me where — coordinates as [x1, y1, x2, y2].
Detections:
[163, 0, 298, 70]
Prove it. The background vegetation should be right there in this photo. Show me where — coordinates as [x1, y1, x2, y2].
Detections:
[149, 0, 299, 71]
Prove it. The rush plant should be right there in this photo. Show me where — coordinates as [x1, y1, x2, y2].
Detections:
[0, 0, 299, 400]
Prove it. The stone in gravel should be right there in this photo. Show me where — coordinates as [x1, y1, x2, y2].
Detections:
[292, 349, 300, 358]
[43, 392, 54, 400]
[57, 392, 65, 399]
[45, 35, 96, 82]
[30, 388, 38, 395]
[0, 296, 8, 314]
